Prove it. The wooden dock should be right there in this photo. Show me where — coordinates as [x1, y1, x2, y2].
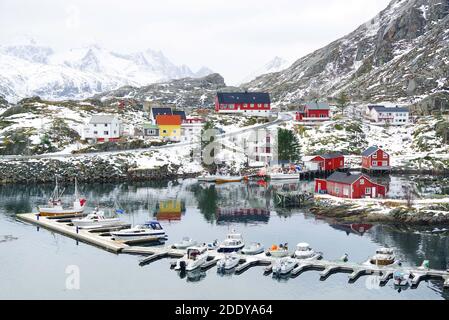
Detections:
[16, 213, 449, 290]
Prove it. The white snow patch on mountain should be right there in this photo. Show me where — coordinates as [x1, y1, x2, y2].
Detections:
[240, 56, 291, 85]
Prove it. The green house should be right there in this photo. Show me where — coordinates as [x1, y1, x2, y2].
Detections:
[142, 123, 159, 137]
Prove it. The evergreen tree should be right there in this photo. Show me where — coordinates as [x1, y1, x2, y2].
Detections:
[336, 91, 350, 115]
[277, 128, 300, 163]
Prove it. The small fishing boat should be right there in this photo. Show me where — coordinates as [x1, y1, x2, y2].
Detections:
[242, 243, 265, 255]
[272, 258, 297, 276]
[215, 176, 243, 184]
[369, 248, 396, 266]
[173, 237, 198, 249]
[294, 243, 322, 260]
[71, 209, 121, 229]
[217, 232, 245, 253]
[217, 254, 240, 271]
[38, 178, 87, 217]
[175, 247, 209, 272]
[393, 270, 411, 286]
[267, 244, 290, 258]
[110, 221, 166, 242]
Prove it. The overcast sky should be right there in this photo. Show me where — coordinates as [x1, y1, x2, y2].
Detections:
[0, 0, 392, 85]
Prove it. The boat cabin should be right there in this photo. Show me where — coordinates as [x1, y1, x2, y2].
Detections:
[187, 247, 207, 260]
[296, 243, 311, 251]
[143, 221, 163, 230]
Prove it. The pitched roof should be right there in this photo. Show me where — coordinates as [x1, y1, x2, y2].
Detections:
[156, 115, 182, 126]
[151, 107, 172, 118]
[172, 110, 186, 120]
[327, 172, 365, 184]
[216, 92, 271, 104]
[371, 106, 409, 113]
[304, 101, 330, 110]
[89, 114, 118, 124]
[362, 146, 385, 157]
[367, 105, 384, 110]
[314, 152, 343, 159]
[142, 122, 159, 130]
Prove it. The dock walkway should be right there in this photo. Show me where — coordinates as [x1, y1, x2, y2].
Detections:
[17, 213, 449, 290]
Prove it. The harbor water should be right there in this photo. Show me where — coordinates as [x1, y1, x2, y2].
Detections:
[1, 176, 449, 300]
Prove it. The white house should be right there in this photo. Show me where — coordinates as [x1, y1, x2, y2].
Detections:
[365, 105, 409, 125]
[82, 114, 121, 142]
[181, 117, 204, 143]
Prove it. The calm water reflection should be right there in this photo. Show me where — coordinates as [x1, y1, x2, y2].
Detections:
[0, 178, 448, 300]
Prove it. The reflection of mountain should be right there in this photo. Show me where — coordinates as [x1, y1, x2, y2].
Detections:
[216, 208, 270, 225]
[330, 223, 373, 236]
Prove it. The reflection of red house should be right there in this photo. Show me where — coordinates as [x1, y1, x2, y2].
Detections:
[331, 223, 373, 236]
[315, 172, 387, 199]
[295, 102, 330, 121]
[310, 153, 345, 171]
[362, 146, 391, 172]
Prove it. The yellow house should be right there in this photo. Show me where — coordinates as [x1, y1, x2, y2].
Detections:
[156, 200, 183, 221]
[156, 115, 182, 142]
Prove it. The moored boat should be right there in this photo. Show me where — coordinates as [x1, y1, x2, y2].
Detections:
[369, 248, 397, 266]
[242, 242, 265, 255]
[217, 254, 240, 271]
[393, 270, 411, 286]
[38, 178, 86, 217]
[173, 237, 198, 249]
[269, 173, 299, 181]
[217, 232, 245, 253]
[267, 244, 290, 258]
[215, 176, 243, 184]
[110, 221, 166, 242]
[294, 243, 322, 260]
[175, 247, 209, 272]
[71, 209, 121, 229]
[272, 257, 297, 276]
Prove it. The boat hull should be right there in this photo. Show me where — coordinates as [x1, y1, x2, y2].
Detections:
[217, 245, 245, 253]
[72, 218, 121, 229]
[242, 247, 265, 255]
[111, 232, 166, 242]
[268, 250, 290, 258]
[270, 174, 299, 181]
[38, 209, 85, 217]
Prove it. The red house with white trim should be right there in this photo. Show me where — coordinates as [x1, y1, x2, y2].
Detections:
[309, 153, 345, 171]
[215, 92, 271, 117]
[296, 102, 330, 121]
[315, 172, 387, 199]
[362, 146, 391, 172]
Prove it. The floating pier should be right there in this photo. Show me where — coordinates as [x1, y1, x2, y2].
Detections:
[16, 213, 449, 290]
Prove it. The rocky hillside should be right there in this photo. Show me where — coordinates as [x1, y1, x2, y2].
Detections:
[246, 0, 449, 114]
[94, 73, 238, 109]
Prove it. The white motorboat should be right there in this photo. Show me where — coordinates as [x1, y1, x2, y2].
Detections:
[215, 176, 244, 184]
[110, 221, 166, 242]
[369, 247, 397, 266]
[242, 243, 265, 255]
[197, 175, 217, 183]
[272, 258, 297, 276]
[173, 237, 198, 249]
[269, 173, 299, 181]
[393, 270, 411, 286]
[175, 247, 209, 272]
[217, 254, 240, 271]
[294, 243, 322, 260]
[206, 240, 219, 250]
[267, 244, 290, 258]
[71, 209, 121, 229]
[217, 232, 245, 253]
[38, 178, 86, 217]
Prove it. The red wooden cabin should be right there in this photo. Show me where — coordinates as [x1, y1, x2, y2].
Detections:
[362, 146, 391, 171]
[315, 172, 387, 199]
[295, 102, 330, 121]
[309, 153, 345, 171]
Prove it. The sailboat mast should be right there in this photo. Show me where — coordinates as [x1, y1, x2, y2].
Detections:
[74, 178, 79, 199]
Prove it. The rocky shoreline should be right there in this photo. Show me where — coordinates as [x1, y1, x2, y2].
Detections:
[309, 202, 449, 226]
[0, 158, 200, 185]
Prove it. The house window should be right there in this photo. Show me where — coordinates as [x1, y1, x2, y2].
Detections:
[372, 161, 377, 166]
[251, 104, 254, 108]
[105, 124, 108, 127]
[343, 187, 349, 196]
[373, 154, 377, 159]
[266, 147, 271, 153]
[114, 131, 117, 134]
[360, 179, 365, 185]
[163, 130, 167, 134]
[104, 131, 109, 135]
[94, 124, 97, 127]
[365, 188, 372, 195]
[383, 153, 388, 159]
[383, 161, 388, 166]
[173, 130, 177, 134]
[93, 131, 98, 134]
[335, 187, 340, 194]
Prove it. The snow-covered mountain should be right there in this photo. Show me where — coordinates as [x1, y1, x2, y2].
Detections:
[0, 43, 213, 102]
[246, 0, 449, 114]
[240, 56, 290, 85]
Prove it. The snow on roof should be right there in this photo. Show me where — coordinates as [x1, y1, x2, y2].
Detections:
[89, 114, 118, 124]
[217, 92, 270, 104]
